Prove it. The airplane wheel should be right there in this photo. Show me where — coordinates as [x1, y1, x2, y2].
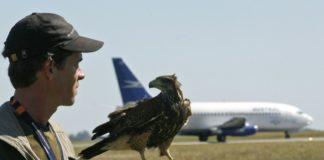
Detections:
[199, 135, 208, 142]
[217, 135, 226, 142]
[284, 131, 291, 139]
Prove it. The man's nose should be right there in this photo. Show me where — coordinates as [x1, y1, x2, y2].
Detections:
[78, 68, 85, 80]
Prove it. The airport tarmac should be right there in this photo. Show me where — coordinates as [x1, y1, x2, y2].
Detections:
[172, 137, 324, 145]
[73, 137, 324, 149]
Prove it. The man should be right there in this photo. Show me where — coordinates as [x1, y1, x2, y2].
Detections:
[0, 13, 104, 159]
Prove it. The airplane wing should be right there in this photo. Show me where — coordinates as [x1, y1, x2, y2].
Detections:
[218, 117, 246, 129]
[206, 117, 247, 134]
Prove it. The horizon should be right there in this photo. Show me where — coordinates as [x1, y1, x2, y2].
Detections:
[1, 0, 324, 134]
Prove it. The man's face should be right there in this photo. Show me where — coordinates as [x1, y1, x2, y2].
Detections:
[52, 52, 84, 106]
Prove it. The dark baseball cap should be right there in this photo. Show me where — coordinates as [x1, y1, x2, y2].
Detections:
[2, 12, 104, 62]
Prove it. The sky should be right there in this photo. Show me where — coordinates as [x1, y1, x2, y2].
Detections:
[1, 0, 324, 134]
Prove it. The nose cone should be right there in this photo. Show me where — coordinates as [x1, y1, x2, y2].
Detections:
[304, 114, 314, 125]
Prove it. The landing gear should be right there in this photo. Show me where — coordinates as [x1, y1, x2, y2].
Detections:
[198, 134, 208, 142]
[284, 131, 290, 139]
[217, 135, 226, 142]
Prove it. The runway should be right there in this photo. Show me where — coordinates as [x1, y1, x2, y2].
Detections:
[172, 137, 324, 145]
[73, 137, 324, 148]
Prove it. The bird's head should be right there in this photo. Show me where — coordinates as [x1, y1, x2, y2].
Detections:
[149, 74, 181, 93]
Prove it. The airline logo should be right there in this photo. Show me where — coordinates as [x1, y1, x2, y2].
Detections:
[270, 118, 281, 125]
[122, 80, 143, 88]
[118, 60, 125, 65]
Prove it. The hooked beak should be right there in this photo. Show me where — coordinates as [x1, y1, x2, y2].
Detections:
[149, 81, 154, 88]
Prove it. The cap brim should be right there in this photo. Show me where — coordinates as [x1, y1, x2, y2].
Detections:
[60, 36, 104, 53]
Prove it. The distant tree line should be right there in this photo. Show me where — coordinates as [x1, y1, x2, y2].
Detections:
[69, 130, 91, 141]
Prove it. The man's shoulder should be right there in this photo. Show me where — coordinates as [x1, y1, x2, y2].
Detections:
[0, 101, 16, 123]
[0, 102, 24, 136]
[0, 101, 10, 110]
[0, 102, 33, 159]
[0, 102, 13, 116]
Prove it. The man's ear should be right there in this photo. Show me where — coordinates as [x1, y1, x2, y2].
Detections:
[44, 57, 55, 79]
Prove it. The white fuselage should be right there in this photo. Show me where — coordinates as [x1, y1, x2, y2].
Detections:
[181, 102, 314, 132]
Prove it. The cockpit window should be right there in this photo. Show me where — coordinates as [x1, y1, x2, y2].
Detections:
[297, 111, 303, 114]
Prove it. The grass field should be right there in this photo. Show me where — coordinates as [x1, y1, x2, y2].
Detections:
[74, 131, 324, 160]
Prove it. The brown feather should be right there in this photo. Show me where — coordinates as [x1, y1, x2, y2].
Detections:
[79, 74, 191, 160]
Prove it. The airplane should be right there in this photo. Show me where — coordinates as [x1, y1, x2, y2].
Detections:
[112, 57, 314, 142]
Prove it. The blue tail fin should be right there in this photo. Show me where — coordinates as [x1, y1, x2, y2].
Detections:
[112, 58, 151, 104]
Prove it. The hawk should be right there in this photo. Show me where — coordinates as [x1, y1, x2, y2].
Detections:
[79, 74, 191, 160]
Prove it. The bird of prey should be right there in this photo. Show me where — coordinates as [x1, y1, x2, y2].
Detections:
[79, 74, 191, 160]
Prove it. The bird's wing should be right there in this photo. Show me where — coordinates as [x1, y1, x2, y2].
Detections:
[92, 98, 162, 140]
[108, 102, 138, 119]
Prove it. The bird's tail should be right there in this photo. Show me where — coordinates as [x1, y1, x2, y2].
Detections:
[79, 139, 110, 159]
